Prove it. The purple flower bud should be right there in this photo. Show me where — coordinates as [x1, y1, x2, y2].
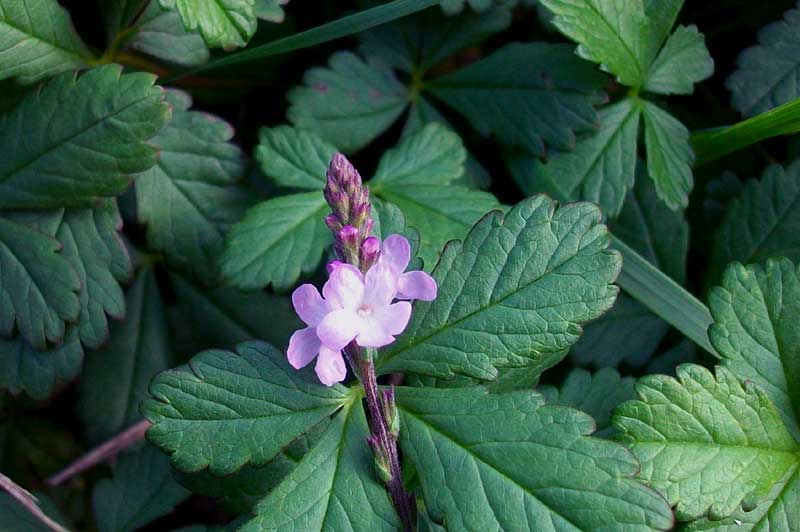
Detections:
[324, 213, 342, 233]
[337, 225, 360, 265]
[360, 236, 381, 270]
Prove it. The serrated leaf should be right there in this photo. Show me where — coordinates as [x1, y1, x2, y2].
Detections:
[136, 89, 250, 285]
[288, 51, 409, 153]
[158, 0, 257, 49]
[0, 0, 91, 83]
[513, 97, 640, 217]
[127, 1, 210, 66]
[645, 25, 713, 95]
[255, 126, 336, 190]
[727, 4, 800, 117]
[708, 258, 800, 440]
[428, 42, 605, 155]
[539, 0, 654, 87]
[78, 268, 171, 442]
[709, 162, 800, 285]
[0, 66, 170, 209]
[220, 191, 331, 290]
[397, 386, 674, 530]
[93, 445, 190, 532]
[378, 195, 621, 380]
[642, 100, 694, 210]
[0, 215, 79, 349]
[144, 340, 349, 475]
[240, 401, 400, 531]
[615, 364, 800, 521]
[0, 328, 83, 400]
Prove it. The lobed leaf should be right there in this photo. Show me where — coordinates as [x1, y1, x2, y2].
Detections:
[255, 126, 336, 190]
[644, 25, 713, 95]
[158, 0, 257, 49]
[127, 2, 210, 66]
[642, 100, 694, 210]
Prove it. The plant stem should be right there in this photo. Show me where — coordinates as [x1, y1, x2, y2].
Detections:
[0, 473, 70, 532]
[346, 344, 415, 531]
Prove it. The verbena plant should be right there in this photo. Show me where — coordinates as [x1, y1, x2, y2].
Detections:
[1, 0, 799, 531]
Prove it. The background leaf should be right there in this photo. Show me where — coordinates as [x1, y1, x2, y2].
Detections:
[158, 0, 257, 49]
[127, 2, 210, 67]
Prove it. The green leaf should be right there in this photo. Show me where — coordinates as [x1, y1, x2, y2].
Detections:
[127, 2, 210, 66]
[143, 340, 349, 475]
[255, 126, 336, 190]
[0, 215, 79, 349]
[135, 89, 251, 285]
[727, 4, 800, 117]
[93, 445, 190, 532]
[440, 0, 494, 15]
[0, 0, 91, 83]
[0, 328, 83, 400]
[78, 268, 171, 442]
[378, 195, 621, 380]
[540, 368, 635, 435]
[642, 0, 683, 51]
[240, 401, 400, 531]
[615, 364, 800, 521]
[104, 0, 148, 42]
[158, 0, 257, 49]
[644, 25, 713, 95]
[287, 52, 409, 153]
[642, 99, 694, 210]
[397, 386, 674, 530]
[0, 66, 170, 209]
[709, 162, 800, 284]
[255, 0, 288, 22]
[539, 0, 653, 87]
[220, 191, 331, 290]
[0, 491, 67, 532]
[708, 258, 800, 440]
[512, 97, 640, 217]
[427, 42, 605, 155]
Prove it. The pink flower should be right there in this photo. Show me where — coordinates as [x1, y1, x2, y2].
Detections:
[378, 235, 437, 301]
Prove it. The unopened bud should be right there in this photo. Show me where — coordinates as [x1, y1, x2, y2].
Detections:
[360, 236, 381, 270]
[337, 225, 360, 265]
[367, 435, 393, 484]
[381, 387, 400, 439]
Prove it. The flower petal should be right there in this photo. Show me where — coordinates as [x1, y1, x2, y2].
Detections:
[363, 262, 398, 307]
[323, 263, 364, 309]
[292, 284, 329, 326]
[379, 234, 411, 274]
[356, 301, 411, 348]
[398, 271, 438, 301]
[315, 346, 347, 386]
[317, 308, 360, 350]
[287, 326, 321, 369]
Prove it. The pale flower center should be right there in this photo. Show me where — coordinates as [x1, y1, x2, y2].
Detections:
[357, 305, 373, 318]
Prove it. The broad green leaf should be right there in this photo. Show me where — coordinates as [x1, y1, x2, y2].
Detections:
[93, 445, 190, 532]
[0, 328, 82, 400]
[539, 0, 653, 87]
[709, 162, 800, 284]
[378, 195, 622, 380]
[0, 66, 170, 209]
[427, 42, 605, 155]
[371, 123, 465, 187]
[642, 100, 694, 210]
[0, 0, 91, 83]
[397, 386, 674, 530]
[78, 268, 171, 442]
[127, 2, 210, 66]
[0, 215, 79, 349]
[643, 0, 683, 52]
[136, 89, 251, 285]
[144, 340, 349, 475]
[540, 368, 635, 435]
[645, 25, 713, 95]
[240, 401, 400, 531]
[220, 192, 331, 290]
[513, 97, 640, 217]
[287, 52, 409, 153]
[727, 4, 800, 117]
[158, 0, 257, 49]
[615, 364, 800, 521]
[255, 126, 336, 190]
[708, 258, 800, 439]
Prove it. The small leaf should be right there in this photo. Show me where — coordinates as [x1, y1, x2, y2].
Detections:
[143, 340, 349, 475]
[397, 386, 674, 530]
[240, 401, 400, 531]
[378, 195, 621, 381]
[0, 0, 91, 83]
[0, 66, 170, 209]
[645, 25, 714, 95]
[158, 0, 257, 49]
[93, 445, 190, 532]
[136, 89, 251, 285]
[288, 51, 409, 153]
[642, 100, 694, 209]
[255, 126, 336, 190]
[127, 2, 210, 66]
[615, 364, 800, 521]
[220, 192, 331, 290]
[427, 42, 605, 155]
